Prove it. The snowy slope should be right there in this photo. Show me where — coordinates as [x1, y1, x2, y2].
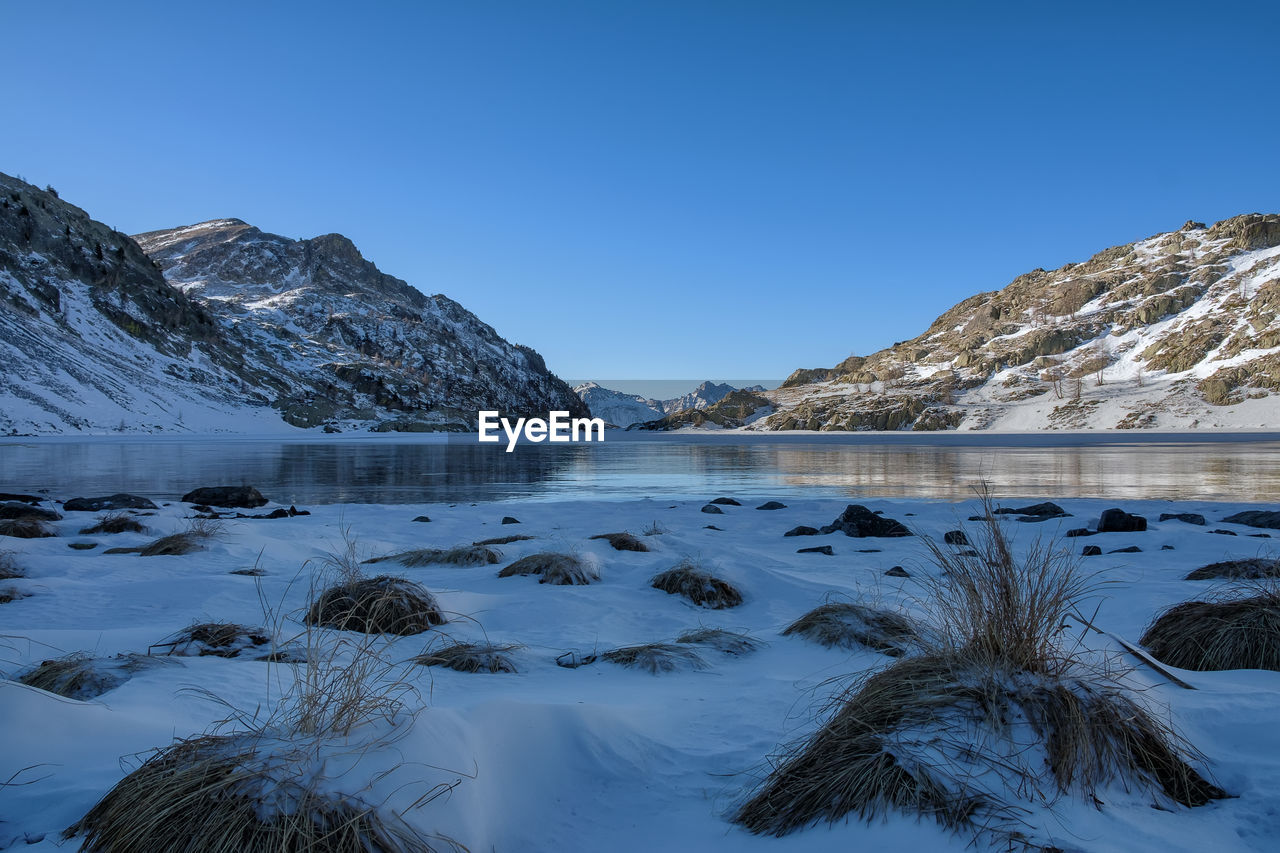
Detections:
[573, 381, 770, 428]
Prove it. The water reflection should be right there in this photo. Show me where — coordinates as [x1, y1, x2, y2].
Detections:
[2, 437, 1279, 504]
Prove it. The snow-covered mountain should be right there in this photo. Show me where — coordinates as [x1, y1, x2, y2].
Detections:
[572, 380, 769, 427]
[760, 214, 1280, 431]
[0, 173, 584, 434]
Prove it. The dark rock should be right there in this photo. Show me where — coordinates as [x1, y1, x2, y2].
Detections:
[1222, 510, 1280, 530]
[0, 493, 43, 504]
[1158, 512, 1206, 526]
[1249, 533, 1273, 538]
[856, 548, 882, 553]
[710, 497, 741, 506]
[412, 516, 431, 523]
[995, 502, 1068, 519]
[756, 501, 787, 511]
[1161, 545, 1176, 550]
[1109, 546, 1142, 554]
[885, 566, 910, 577]
[784, 525, 819, 537]
[1065, 528, 1096, 537]
[943, 530, 968, 546]
[1081, 545, 1102, 556]
[501, 516, 521, 524]
[68, 542, 97, 550]
[181, 486, 267, 509]
[193, 505, 213, 513]
[0, 502, 61, 521]
[703, 525, 723, 530]
[700, 504, 724, 515]
[1210, 529, 1237, 536]
[820, 505, 911, 538]
[1098, 508, 1147, 533]
[797, 545, 834, 555]
[63, 493, 158, 512]
[231, 567, 267, 576]
[967, 515, 985, 522]
[288, 505, 309, 516]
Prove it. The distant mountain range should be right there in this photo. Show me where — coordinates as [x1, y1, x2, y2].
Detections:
[0, 173, 584, 434]
[572, 380, 766, 427]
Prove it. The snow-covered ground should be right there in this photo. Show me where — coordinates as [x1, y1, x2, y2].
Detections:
[3, 493, 1280, 851]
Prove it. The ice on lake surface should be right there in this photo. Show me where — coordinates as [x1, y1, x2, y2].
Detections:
[3, 432, 1280, 503]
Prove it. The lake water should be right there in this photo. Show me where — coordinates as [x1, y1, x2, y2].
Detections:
[3, 432, 1280, 505]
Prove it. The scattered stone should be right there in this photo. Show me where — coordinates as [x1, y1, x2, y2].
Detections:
[1109, 546, 1142, 554]
[1065, 528, 1096, 537]
[994, 502, 1069, 519]
[756, 501, 788, 511]
[230, 567, 267, 576]
[1159, 512, 1206, 526]
[180, 486, 267, 509]
[63, 494, 157, 512]
[797, 545, 834, 555]
[710, 497, 741, 506]
[1082, 545, 1102, 556]
[701, 504, 724, 515]
[501, 516, 521, 524]
[856, 548, 882, 553]
[943, 530, 968, 546]
[1098, 508, 1147, 533]
[0, 502, 61, 522]
[885, 566, 910, 577]
[820, 505, 911, 538]
[1249, 533, 1273, 538]
[68, 542, 97, 550]
[0, 493, 42, 504]
[102, 547, 142, 555]
[784, 525, 819, 537]
[703, 525, 723, 530]
[1162, 545, 1176, 550]
[412, 516, 431, 523]
[1210, 529, 1238, 536]
[1221, 510, 1280, 530]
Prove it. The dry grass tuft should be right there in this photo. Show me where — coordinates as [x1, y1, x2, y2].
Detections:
[305, 575, 446, 636]
[676, 627, 763, 656]
[64, 733, 457, 853]
[0, 550, 22, 580]
[19, 653, 157, 700]
[1185, 558, 1280, 580]
[413, 641, 520, 673]
[0, 586, 30, 604]
[150, 622, 273, 659]
[602, 642, 707, 674]
[366, 544, 501, 568]
[782, 602, 922, 656]
[1141, 586, 1280, 671]
[79, 512, 147, 535]
[472, 534, 534, 546]
[498, 552, 598, 585]
[0, 518, 55, 539]
[651, 562, 742, 609]
[590, 532, 650, 552]
[734, 653, 1225, 837]
[138, 518, 222, 557]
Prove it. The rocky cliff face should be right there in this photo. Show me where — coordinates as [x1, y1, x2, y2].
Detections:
[0, 173, 585, 433]
[762, 215, 1280, 431]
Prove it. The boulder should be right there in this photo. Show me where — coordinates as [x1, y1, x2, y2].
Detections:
[1065, 528, 1096, 538]
[1109, 546, 1142, 554]
[0, 502, 61, 521]
[943, 530, 968, 546]
[501, 516, 521, 525]
[180, 486, 267, 509]
[756, 501, 788, 511]
[1081, 545, 1102, 556]
[884, 566, 910, 577]
[701, 504, 724, 515]
[710, 497, 741, 506]
[797, 545, 834, 555]
[1098, 508, 1147, 533]
[63, 493, 158, 512]
[0, 493, 43, 504]
[994, 501, 1068, 519]
[820, 505, 911, 538]
[784, 525, 819, 537]
[412, 516, 431, 523]
[1221, 510, 1280, 530]
[1158, 512, 1206, 526]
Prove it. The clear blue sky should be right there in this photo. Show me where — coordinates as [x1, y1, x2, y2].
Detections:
[6, 1, 1278, 382]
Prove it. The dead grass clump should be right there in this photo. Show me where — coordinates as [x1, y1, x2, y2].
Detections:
[590, 532, 650, 552]
[782, 602, 922, 656]
[18, 653, 157, 700]
[1141, 587, 1280, 671]
[366, 544, 501, 568]
[0, 550, 22, 579]
[305, 575, 446, 635]
[651, 562, 742, 608]
[138, 518, 222, 557]
[602, 642, 707, 674]
[734, 653, 1225, 837]
[64, 733, 453, 853]
[473, 534, 534, 546]
[413, 641, 520, 673]
[79, 512, 147, 535]
[0, 586, 30, 603]
[149, 622, 273, 658]
[0, 518, 54, 539]
[498, 552, 598, 585]
[1185, 558, 1280, 580]
[676, 627, 763, 656]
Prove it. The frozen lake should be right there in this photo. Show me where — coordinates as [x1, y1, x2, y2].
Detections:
[4, 432, 1280, 504]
